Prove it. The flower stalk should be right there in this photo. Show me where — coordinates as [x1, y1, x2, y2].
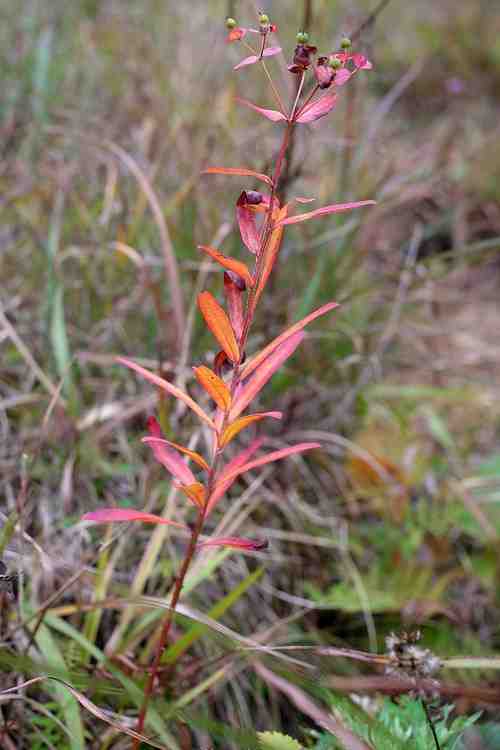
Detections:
[82, 12, 374, 746]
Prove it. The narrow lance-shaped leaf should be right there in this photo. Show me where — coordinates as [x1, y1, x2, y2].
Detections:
[193, 365, 231, 412]
[276, 200, 376, 227]
[253, 203, 288, 309]
[142, 436, 209, 472]
[198, 291, 240, 364]
[142, 416, 196, 485]
[116, 357, 216, 430]
[234, 46, 282, 70]
[229, 331, 305, 420]
[142, 438, 196, 485]
[296, 93, 338, 124]
[206, 438, 264, 516]
[211, 443, 321, 496]
[198, 536, 268, 551]
[202, 166, 273, 187]
[178, 482, 207, 510]
[220, 411, 282, 448]
[236, 191, 261, 254]
[236, 97, 287, 123]
[241, 301, 339, 380]
[82, 508, 187, 528]
[198, 245, 254, 288]
[224, 272, 244, 341]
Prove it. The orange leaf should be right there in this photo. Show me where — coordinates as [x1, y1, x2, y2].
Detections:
[224, 273, 244, 341]
[143, 435, 209, 472]
[220, 411, 282, 448]
[241, 301, 339, 380]
[193, 365, 232, 411]
[198, 245, 254, 288]
[179, 482, 207, 510]
[117, 357, 216, 430]
[202, 166, 273, 187]
[253, 203, 288, 308]
[198, 291, 240, 363]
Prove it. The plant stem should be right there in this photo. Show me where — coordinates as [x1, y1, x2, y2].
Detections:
[133, 81, 295, 750]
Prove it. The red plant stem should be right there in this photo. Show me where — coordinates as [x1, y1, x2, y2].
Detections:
[133, 92, 295, 750]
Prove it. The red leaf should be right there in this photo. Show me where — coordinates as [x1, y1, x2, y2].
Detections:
[198, 245, 254, 287]
[352, 53, 372, 70]
[212, 443, 321, 493]
[224, 272, 244, 341]
[241, 301, 339, 380]
[236, 98, 287, 122]
[275, 200, 376, 227]
[202, 166, 272, 187]
[252, 203, 287, 308]
[117, 357, 216, 430]
[82, 508, 186, 528]
[236, 191, 261, 254]
[198, 291, 240, 363]
[142, 436, 196, 485]
[198, 536, 268, 551]
[229, 332, 305, 420]
[296, 93, 338, 123]
[206, 438, 264, 516]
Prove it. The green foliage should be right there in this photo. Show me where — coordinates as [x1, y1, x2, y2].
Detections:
[313, 696, 480, 750]
[259, 731, 303, 750]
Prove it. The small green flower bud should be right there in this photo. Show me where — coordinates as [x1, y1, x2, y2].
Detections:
[296, 30, 309, 44]
[329, 55, 342, 69]
[225, 17, 237, 29]
[259, 12, 270, 24]
[340, 36, 352, 49]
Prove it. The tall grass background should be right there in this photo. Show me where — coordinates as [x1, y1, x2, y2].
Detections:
[1, 0, 500, 747]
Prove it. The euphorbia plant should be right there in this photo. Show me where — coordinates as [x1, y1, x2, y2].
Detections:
[83, 12, 374, 745]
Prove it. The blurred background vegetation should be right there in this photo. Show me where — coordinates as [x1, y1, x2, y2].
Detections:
[1, 0, 500, 747]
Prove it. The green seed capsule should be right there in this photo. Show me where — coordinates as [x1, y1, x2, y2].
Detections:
[329, 56, 342, 69]
[296, 30, 309, 44]
[226, 17, 237, 29]
[340, 36, 352, 49]
[259, 13, 270, 24]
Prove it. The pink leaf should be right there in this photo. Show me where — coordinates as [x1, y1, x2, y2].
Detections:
[198, 536, 268, 551]
[241, 301, 339, 380]
[352, 53, 372, 70]
[276, 200, 376, 227]
[236, 191, 261, 254]
[117, 357, 216, 430]
[263, 46, 282, 58]
[334, 69, 352, 86]
[206, 438, 264, 516]
[296, 93, 338, 124]
[234, 54, 259, 70]
[229, 332, 305, 420]
[82, 508, 187, 528]
[236, 98, 287, 122]
[212, 443, 321, 493]
[234, 46, 282, 70]
[142, 437, 196, 485]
